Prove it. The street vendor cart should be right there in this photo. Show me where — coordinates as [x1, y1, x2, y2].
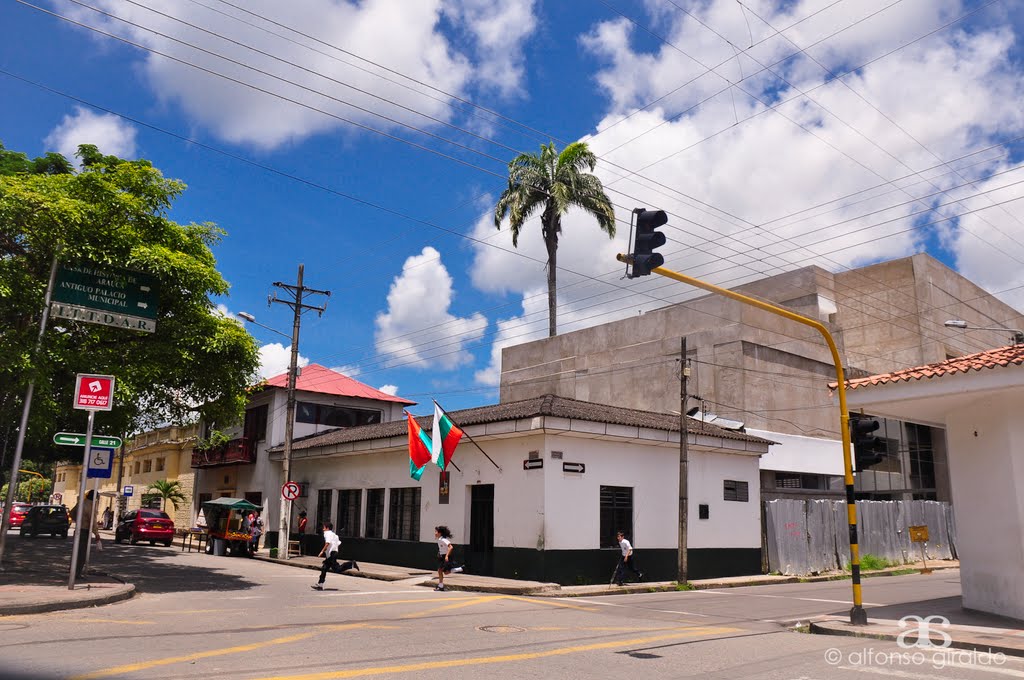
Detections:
[202, 497, 260, 557]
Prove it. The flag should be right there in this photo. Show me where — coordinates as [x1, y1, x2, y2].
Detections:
[407, 412, 432, 480]
[431, 401, 464, 471]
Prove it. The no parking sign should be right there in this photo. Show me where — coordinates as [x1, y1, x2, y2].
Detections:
[281, 481, 300, 501]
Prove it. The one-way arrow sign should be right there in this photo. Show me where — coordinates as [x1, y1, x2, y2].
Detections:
[53, 432, 123, 448]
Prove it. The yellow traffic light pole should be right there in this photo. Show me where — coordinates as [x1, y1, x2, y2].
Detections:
[617, 254, 868, 625]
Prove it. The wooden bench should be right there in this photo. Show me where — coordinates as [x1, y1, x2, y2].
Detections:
[288, 540, 301, 558]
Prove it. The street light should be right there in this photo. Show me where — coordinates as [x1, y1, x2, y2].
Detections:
[944, 319, 1024, 346]
[237, 312, 291, 340]
[237, 311, 299, 560]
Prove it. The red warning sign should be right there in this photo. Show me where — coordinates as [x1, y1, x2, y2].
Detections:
[73, 374, 115, 411]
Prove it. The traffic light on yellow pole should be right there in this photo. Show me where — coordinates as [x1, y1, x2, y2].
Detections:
[629, 208, 668, 277]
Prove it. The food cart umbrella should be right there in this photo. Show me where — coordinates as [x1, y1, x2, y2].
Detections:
[201, 497, 261, 512]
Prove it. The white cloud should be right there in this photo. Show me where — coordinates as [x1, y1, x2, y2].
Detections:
[377, 384, 399, 396]
[472, 0, 1024, 384]
[44, 107, 137, 164]
[257, 342, 310, 380]
[329, 364, 362, 378]
[64, 0, 538, 149]
[375, 246, 487, 369]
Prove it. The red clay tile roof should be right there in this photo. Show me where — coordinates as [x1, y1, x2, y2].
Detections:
[835, 344, 1024, 390]
[262, 364, 414, 405]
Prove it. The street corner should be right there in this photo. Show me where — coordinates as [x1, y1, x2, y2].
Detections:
[0, 581, 135, 617]
[809, 614, 1024, 660]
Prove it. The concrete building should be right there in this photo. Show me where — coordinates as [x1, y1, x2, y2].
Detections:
[843, 344, 1024, 621]
[499, 254, 1024, 503]
[269, 395, 773, 584]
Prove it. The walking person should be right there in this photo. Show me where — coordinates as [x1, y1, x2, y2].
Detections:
[433, 526, 463, 591]
[612, 530, 643, 586]
[249, 510, 264, 555]
[102, 506, 113, 530]
[311, 522, 359, 590]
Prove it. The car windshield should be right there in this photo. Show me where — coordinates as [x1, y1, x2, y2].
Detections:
[140, 510, 170, 520]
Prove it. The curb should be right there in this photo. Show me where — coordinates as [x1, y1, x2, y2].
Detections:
[0, 584, 135, 617]
[809, 620, 1024, 659]
[798, 564, 959, 584]
[428, 582, 562, 595]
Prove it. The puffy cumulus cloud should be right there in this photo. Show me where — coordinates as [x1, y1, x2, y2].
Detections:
[375, 246, 487, 369]
[329, 364, 362, 378]
[257, 342, 310, 380]
[44, 107, 137, 164]
[444, 0, 536, 97]
[63, 0, 537, 149]
[377, 384, 399, 396]
[472, 0, 1024, 384]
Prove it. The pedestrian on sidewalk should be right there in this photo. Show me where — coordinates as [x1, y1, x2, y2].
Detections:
[102, 507, 113, 530]
[249, 510, 264, 555]
[311, 522, 359, 590]
[297, 510, 308, 555]
[612, 530, 643, 586]
[433, 526, 463, 591]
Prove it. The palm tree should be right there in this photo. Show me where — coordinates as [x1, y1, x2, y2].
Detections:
[147, 479, 187, 512]
[493, 141, 616, 337]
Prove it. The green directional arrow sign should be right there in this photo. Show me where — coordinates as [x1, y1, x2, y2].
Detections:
[53, 432, 123, 448]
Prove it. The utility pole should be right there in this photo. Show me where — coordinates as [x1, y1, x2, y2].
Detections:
[269, 265, 329, 560]
[678, 336, 690, 584]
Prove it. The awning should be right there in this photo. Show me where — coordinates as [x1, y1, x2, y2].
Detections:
[201, 497, 260, 512]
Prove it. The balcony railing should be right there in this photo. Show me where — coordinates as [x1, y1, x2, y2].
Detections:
[191, 437, 256, 468]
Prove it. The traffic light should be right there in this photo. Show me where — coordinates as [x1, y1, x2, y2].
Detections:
[850, 416, 884, 471]
[631, 209, 667, 277]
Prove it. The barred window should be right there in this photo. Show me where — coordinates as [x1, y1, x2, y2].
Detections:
[316, 489, 333, 530]
[387, 487, 421, 541]
[365, 489, 385, 539]
[599, 486, 633, 549]
[337, 489, 362, 538]
[723, 480, 749, 502]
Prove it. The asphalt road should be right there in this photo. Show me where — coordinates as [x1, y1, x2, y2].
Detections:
[1, 537, 1019, 680]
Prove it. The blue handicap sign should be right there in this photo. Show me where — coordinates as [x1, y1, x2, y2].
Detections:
[86, 447, 115, 479]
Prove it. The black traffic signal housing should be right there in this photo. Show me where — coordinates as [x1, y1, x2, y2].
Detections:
[630, 209, 667, 277]
[850, 416, 884, 471]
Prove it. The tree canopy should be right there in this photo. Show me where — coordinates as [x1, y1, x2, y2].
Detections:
[0, 142, 260, 466]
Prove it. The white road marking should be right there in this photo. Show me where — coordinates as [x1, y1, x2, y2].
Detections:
[318, 590, 432, 597]
[694, 590, 885, 606]
[565, 599, 710, 617]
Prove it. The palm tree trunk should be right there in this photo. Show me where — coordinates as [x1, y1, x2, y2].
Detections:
[544, 215, 558, 337]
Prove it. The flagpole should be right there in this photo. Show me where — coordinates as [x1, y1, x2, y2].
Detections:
[435, 401, 500, 473]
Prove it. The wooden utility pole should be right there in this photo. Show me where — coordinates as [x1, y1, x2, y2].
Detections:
[678, 336, 689, 584]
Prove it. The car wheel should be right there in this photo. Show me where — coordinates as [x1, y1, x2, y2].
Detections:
[163, 541, 172, 547]
[60, 532, 68, 539]
[130, 533, 139, 545]
[149, 540, 156, 546]
[114, 532, 123, 544]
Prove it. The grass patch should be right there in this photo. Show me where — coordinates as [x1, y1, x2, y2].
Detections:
[675, 582, 695, 591]
[843, 554, 895, 572]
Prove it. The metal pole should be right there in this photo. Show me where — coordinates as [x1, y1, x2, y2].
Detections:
[678, 337, 689, 584]
[618, 254, 868, 625]
[83, 476, 99, 573]
[69, 410, 96, 589]
[0, 254, 60, 569]
[278, 265, 304, 560]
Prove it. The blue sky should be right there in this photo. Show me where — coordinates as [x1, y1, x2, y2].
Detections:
[2, 0, 1023, 416]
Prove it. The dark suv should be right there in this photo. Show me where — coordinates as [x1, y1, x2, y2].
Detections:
[19, 505, 71, 538]
[115, 509, 175, 547]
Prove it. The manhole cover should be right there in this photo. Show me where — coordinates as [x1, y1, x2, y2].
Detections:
[479, 625, 526, 634]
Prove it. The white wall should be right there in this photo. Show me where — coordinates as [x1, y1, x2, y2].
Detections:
[542, 436, 678, 551]
[748, 429, 844, 476]
[688, 449, 762, 549]
[946, 395, 1024, 620]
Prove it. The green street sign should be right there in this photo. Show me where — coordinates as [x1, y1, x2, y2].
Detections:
[53, 432, 123, 448]
[51, 264, 158, 333]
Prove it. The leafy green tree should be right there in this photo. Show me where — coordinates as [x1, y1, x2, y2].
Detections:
[0, 142, 260, 466]
[146, 479, 187, 511]
[493, 141, 616, 337]
[0, 476, 51, 502]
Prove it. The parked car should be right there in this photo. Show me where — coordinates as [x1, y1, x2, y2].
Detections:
[115, 509, 174, 547]
[8, 502, 33, 528]
[19, 505, 70, 538]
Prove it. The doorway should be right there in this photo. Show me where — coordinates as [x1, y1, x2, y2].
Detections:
[467, 484, 494, 576]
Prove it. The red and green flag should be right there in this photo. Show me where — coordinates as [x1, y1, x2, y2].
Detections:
[406, 412, 432, 480]
[431, 401, 464, 471]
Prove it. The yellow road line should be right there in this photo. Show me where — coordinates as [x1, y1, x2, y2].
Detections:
[254, 626, 742, 680]
[500, 595, 596, 612]
[69, 624, 369, 680]
[400, 596, 499, 619]
[309, 596, 478, 609]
